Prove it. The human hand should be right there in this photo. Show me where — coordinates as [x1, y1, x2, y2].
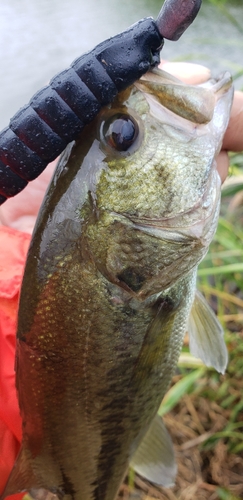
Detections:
[0, 62, 242, 234]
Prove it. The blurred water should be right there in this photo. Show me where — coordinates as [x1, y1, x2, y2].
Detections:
[0, 0, 243, 129]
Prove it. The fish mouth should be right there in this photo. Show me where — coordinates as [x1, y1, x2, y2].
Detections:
[127, 68, 232, 241]
[115, 169, 221, 247]
[136, 68, 233, 128]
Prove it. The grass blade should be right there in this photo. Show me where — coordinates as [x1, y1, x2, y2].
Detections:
[157, 368, 205, 417]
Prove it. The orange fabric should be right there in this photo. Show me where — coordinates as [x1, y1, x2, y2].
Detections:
[0, 226, 31, 494]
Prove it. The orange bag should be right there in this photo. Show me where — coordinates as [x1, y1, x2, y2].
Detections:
[0, 226, 31, 494]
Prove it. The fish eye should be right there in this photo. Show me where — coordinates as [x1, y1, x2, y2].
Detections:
[101, 113, 139, 152]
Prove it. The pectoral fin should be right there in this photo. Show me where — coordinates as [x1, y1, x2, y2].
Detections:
[188, 290, 228, 374]
[130, 415, 177, 487]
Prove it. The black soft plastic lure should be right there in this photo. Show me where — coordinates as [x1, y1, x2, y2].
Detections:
[0, 0, 202, 204]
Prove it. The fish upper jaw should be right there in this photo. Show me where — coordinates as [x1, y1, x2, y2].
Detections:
[137, 69, 233, 132]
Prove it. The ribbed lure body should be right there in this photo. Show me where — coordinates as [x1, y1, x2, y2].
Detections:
[0, 0, 203, 204]
[0, 19, 162, 203]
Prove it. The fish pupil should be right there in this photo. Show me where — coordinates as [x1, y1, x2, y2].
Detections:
[104, 113, 138, 151]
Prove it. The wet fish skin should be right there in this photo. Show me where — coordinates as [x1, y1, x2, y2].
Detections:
[2, 69, 233, 500]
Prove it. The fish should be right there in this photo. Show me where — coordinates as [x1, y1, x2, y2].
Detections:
[1, 67, 233, 500]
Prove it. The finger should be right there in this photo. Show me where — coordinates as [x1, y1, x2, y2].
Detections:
[159, 60, 211, 84]
[216, 150, 230, 184]
[222, 90, 243, 152]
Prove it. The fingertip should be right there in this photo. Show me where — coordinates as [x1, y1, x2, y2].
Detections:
[222, 90, 243, 152]
[159, 61, 211, 84]
[216, 150, 230, 184]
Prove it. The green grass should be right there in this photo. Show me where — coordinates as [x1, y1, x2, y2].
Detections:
[206, 0, 243, 41]
[216, 488, 243, 500]
[206, 0, 243, 6]
[129, 4, 243, 497]
[127, 158, 243, 498]
[156, 155, 243, 498]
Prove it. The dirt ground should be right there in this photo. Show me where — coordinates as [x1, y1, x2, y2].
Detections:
[120, 398, 243, 499]
[119, 345, 243, 499]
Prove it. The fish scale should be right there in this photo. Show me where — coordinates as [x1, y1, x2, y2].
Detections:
[95, 126, 215, 219]
[1, 67, 232, 500]
[19, 255, 188, 499]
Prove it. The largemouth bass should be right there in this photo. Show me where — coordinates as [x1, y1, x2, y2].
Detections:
[2, 68, 233, 500]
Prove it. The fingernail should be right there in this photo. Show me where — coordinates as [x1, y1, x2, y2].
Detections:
[159, 61, 211, 84]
